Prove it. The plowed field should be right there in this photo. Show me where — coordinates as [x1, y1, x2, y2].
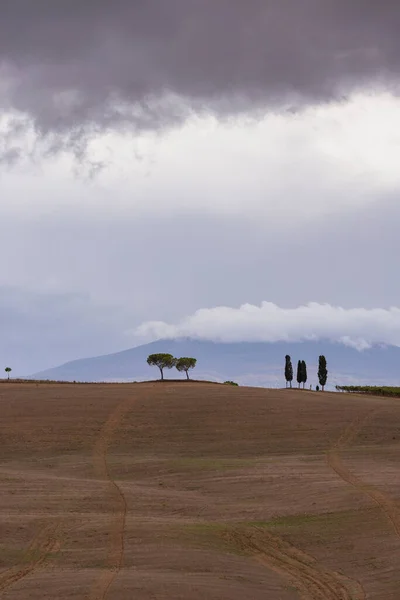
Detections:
[1, 382, 400, 599]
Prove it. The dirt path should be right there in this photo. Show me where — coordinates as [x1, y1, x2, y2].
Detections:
[87, 398, 135, 600]
[228, 527, 365, 600]
[0, 399, 132, 599]
[0, 392, 137, 600]
[327, 410, 400, 539]
[0, 521, 61, 596]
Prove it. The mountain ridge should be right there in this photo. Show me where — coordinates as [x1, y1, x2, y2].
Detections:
[30, 338, 400, 389]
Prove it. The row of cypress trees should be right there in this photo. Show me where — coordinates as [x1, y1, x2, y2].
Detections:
[285, 355, 328, 390]
[297, 360, 307, 388]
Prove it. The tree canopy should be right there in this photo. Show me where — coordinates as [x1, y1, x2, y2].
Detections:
[301, 360, 307, 389]
[296, 360, 303, 388]
[318, 355, 328, 391]
[147, 353, 176, 380]
[295, 360, 308, 388]
[175, 357, 197, 380]
[284, 355, 293, 388]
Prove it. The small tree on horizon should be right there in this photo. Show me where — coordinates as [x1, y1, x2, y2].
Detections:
[296, 360, 302, 388]
[301, 360, 307, 389]
[175, 357, 197, 380]
[5, 367, 11, 380]
[284, 355, 293, 388]
[318, 355, 328, 391]
[147, 353, 176, 380]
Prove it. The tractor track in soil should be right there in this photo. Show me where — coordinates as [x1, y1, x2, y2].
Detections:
[0, 521, 61, 596]
[227, 527, 365, 600]
[327, 410, 400, 540]
[87, 397, 137, 600]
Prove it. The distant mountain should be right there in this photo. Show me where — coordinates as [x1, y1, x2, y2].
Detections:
[30, 338, 400, 388]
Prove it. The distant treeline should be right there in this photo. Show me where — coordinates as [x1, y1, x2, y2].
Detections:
[336, 385, 400, 398]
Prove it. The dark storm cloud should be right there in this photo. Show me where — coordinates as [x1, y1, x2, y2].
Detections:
[1, 0, 399, 136]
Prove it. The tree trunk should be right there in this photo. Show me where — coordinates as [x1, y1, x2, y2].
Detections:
[290, 382, 292, 388]
[159, 367, 163, 380]
[322, 385, 324, 391]
[186, 370, 189, 380]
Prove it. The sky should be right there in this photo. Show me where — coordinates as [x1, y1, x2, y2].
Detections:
[1, 1, 400, 374]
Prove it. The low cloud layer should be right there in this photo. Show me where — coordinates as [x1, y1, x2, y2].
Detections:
[135, 302, 400, 349]
[1, 1, 400, 146]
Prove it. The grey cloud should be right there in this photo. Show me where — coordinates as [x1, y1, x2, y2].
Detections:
[1, 0, 399, 140]
[1, 193, 399, 373]
[0, 147, 21, 166]
[0, 287, 131, 374]
[2, 194, 400, 311]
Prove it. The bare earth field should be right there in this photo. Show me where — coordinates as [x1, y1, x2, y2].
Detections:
[1, 382, 400, 599]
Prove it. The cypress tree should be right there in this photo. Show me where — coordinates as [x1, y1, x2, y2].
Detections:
[284, 355, 293, 388]
[296, 360, 302, 388]
[302, 360, 307, 389]
[318, 355, 328, 391]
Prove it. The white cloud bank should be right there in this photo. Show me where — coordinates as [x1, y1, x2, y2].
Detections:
[134, 302, 400, 349]
[3, 92, 400, 222]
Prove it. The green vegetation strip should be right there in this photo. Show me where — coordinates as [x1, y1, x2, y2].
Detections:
[337, 385, 400, 397]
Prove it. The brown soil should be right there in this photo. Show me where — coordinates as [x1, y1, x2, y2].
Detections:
[0, 382, 400, 599]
